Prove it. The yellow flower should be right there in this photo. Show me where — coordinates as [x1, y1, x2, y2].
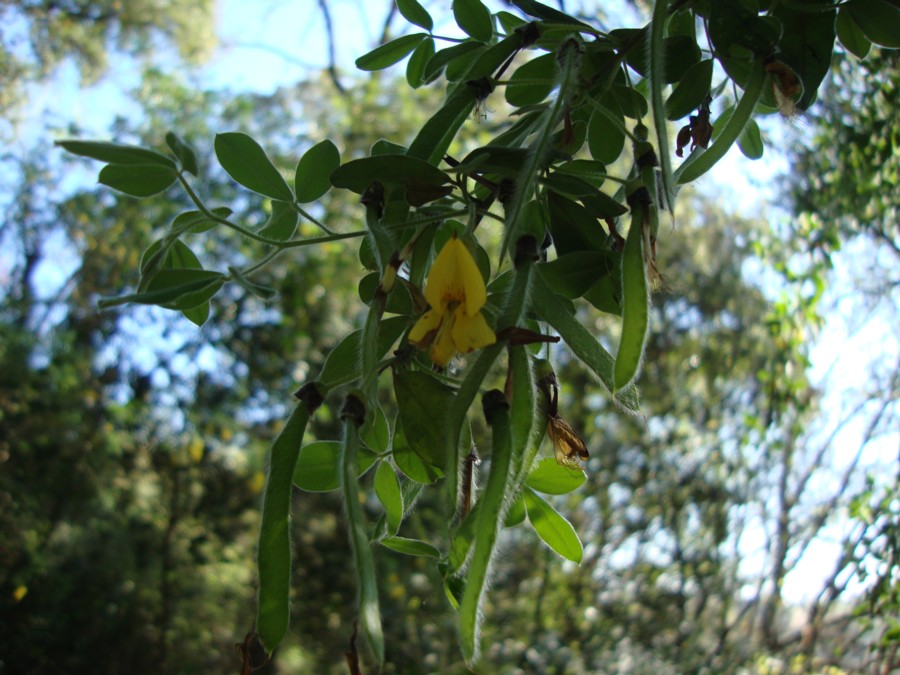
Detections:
[408, 235, 496, 366]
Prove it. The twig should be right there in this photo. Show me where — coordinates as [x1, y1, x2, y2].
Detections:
[316, 0, 347, 94]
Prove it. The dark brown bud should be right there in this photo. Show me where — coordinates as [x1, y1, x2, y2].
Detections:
[293, 381, 325, 412]
[481, 389, 509, 426]
[340, 390, 367, 428]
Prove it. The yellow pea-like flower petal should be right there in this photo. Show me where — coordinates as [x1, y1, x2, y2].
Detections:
[430, 318, 459, 367]
[409, 308, 443, 344]
[452, 308, 496, 353]
[410, 234, 495, 366]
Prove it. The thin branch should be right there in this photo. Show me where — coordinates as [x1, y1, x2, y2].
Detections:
[870, 224, 900, 260]
[783, 392, 893, 584]
[316, 0, 347, 94]
[790, 396, 873, 507]
[378, 1, 398, 47]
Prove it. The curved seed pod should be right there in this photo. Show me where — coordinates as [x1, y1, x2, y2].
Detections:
[256, 384, 324, 652]
[459, 390, 513, 662]
[507, 345, 536, 483]
[340, 393, 385, 666]
[614, 197, 650, 392]
[675, 59, 766, 184]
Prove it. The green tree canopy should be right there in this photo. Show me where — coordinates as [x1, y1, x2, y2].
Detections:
[3, 1, 900, 673]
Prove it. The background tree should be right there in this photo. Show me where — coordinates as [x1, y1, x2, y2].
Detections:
[2, 1, 899, 673]
[788, 43, 900, 673]
[0, 0, 214, 117]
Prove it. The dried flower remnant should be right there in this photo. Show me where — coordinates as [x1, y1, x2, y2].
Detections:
[676, 96, 714, 158]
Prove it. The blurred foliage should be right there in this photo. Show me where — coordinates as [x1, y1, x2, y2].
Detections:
[2, 1, 899, 674]
[0, 0, 215, 119]
[788, 40, 900, 674]
[790, 48, 900, 259]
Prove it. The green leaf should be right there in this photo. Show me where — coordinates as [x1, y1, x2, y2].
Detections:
[665, 58, 714, 121]
[149, 269, 224, 311]
[581, 190, 628, 219]
[496, 11, 526, 33]
[540, 252, 616, 299]
[292, 441, 341, 491]
[358, 272, 414, 314]
[543, 171, 596, 198]
[169, 207, 232, 235]
[138, 241, 168, 287]
[292, 441, 377, 492]
[583, 274, 622, 316]
[404, 178, 454, 207]
[453, 0, 493, 42]
[505, 52, 558, 107]
[543, 173, 625, 214]
[738, 118, 764, 160]
[294, 139, 340, 203]
[835, 6, 872, 58]
[214, 132, 294, 201]
[445, 43, 487, 81]
[257, 404, 312, 652]
[318, 316, 408, 390]
[139, 239, 201, 290]
[511, 0, 592, 28]
[407, 80, 479, 164]
[375, 462, 404, 535]
[525, 457, 586, 494]
[524, 488, 583, 563]
[181, 302, 210, 327]
[165, 131, 199, 175]
[98, 164, 177, 197]
[381, 536, 441, 558]
[394, 370, 456, 467]
[55, 139, 176, 168]
[667, 7, 696, 39]
[454, 146, 531, 178]
[613, 211, 649, 391]
[708, 2, 779, 59]
[623, 34, 701, 84]
[259, 200, 299, 241]
[546, 192, 610, 255]
[612, 84, 648, 119]
[392, 423, 444, 484]
[443, 575, 464, 610]
[162, 239, 200, 268]
[846, 0, 900, 48]
[228, 266, 278, 301]
[355, 33, 428, 71]
[465, 31, 526, 80]
[587, 101, 626, 165]
[397, 0, 434, 31]
[100, 269, 225, 310]
[372, 140, 408, 159]
[423, 41, 484, 82]
[449, 502, 479, 571]
[504, 491, 526, 527]
[769, 3, 835, 109]
[362, 403, 390, 454]
[331, 154, 449, 195]
[406, 37, 436, 88]
[554, 159, 608, 188]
